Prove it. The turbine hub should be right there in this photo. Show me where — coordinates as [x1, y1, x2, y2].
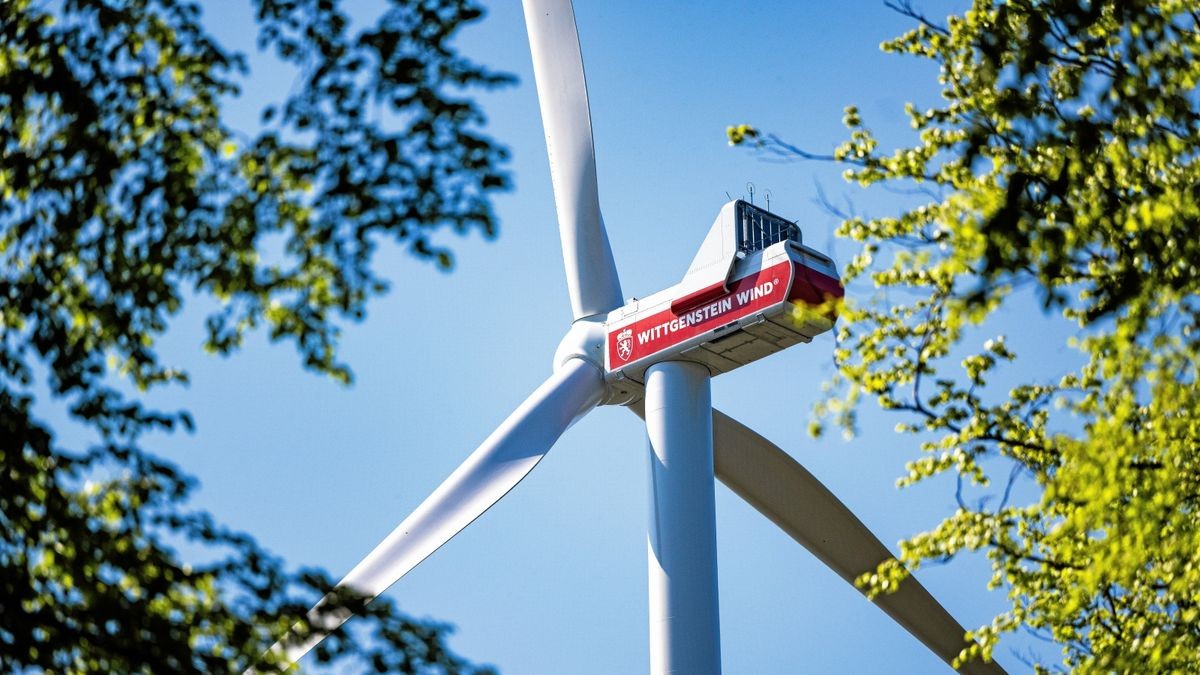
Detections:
[553, 316, 606, 374]
[553, 316, 639, 406]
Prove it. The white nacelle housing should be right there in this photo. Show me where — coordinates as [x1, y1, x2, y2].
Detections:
[601, 201, 843, 403]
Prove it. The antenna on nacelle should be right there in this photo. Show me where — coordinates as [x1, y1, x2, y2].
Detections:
[764, 189, 773, 212]
[746, 182, 755, 205]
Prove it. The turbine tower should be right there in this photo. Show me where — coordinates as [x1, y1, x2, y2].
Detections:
[270, 2, 1006, 673]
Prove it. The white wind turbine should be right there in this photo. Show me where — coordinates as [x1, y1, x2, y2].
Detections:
[273, 1, 1006, 673]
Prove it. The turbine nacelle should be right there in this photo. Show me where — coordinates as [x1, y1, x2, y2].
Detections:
[555, 200, 844, 406]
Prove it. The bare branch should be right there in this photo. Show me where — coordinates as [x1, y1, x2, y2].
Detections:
[884, 0, 950, 36]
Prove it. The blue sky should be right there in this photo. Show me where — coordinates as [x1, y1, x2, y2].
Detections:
[77, 1, 1083, 672]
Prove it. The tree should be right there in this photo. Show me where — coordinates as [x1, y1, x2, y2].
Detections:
[1, 0, 510, 671]
[731, 0, 1200, 671]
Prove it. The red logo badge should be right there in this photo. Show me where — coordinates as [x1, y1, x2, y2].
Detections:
[616, 328, 633, 362]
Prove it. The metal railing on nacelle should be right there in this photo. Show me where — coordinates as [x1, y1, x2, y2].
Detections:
[735, 200, 801, 254]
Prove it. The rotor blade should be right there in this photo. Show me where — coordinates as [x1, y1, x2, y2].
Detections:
[278, 359, 606, 665]
[628, 402, 1006, 675]
[523, 0, 623, 320]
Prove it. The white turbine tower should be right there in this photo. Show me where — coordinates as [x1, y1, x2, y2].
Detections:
[272, 1, 1006, 673]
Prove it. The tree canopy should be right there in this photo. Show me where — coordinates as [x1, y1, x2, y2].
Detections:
[1, 0, 509, 670]
[733, 0, 1200, 671]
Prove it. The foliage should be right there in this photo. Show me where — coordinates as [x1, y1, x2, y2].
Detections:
[1, 0, 509, 671]
[732, 0, 1200, 672]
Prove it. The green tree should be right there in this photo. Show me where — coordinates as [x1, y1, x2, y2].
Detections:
[732, 0, 1200, 671]
[1, 0, 509, 671]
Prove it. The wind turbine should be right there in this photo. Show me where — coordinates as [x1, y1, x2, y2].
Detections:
[273, 1, 1006, 673]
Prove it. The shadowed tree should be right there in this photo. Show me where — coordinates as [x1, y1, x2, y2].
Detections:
[1, 0, 511, 670]
[732, 0, 1200, 671]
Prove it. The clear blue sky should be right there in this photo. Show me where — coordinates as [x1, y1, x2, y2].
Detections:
[75, 1, 1079, 672]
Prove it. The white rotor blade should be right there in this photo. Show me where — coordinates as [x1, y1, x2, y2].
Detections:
[629, 403, 1006, 674]
[523, 0, 623, 320]
[279, 359, 605, 665]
